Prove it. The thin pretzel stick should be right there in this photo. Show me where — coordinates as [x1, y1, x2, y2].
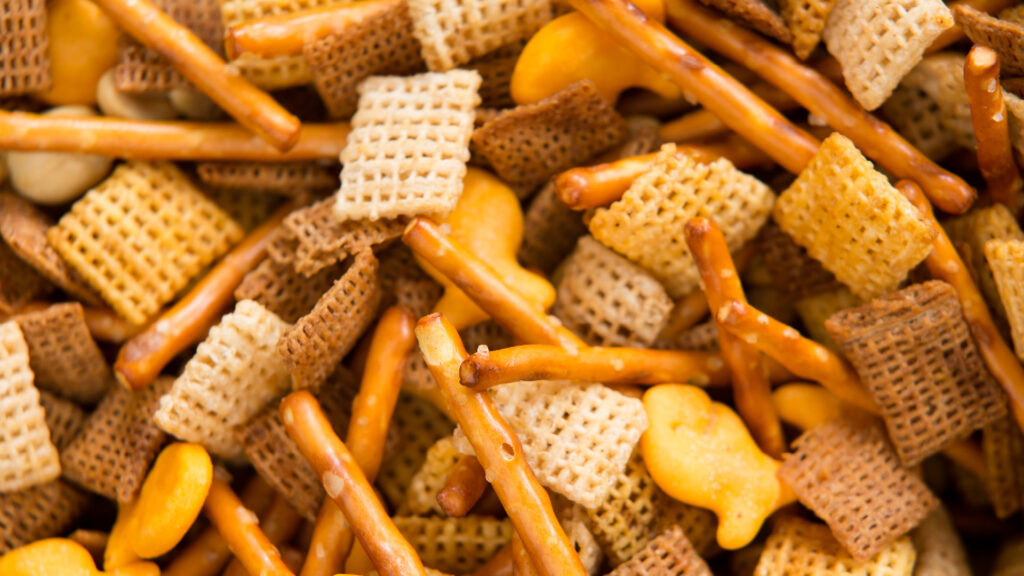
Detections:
[470, 541, 515, 576]
[659, 82, 800, 143]
[0, 111, 349, 161]
[437, 455, 489, 517]
[965, 46, 1023, 211]
[663, 0, 977, 215]
[416, 313, 587, 576]
[223, 494, 304, 576]
[511, 533, 541, 576]
[927, 0, 1020, 54]
[281, 391, 427, 576]
[90, 0, 300, 150]
[894, 180, 1024, 434]
[226, 0, 404, 59]
[685, 218, 786, 458]
[204, 474, 294, 576]
[115, 200, 300, 390]
[565, 0, 819, 174]
[403, 218, 584, 350]
[301, 307, 417, 576]
[657, 243, 757, 339]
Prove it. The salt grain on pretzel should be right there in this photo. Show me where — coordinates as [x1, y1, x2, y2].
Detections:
[202, 473, 294, 576]
[0, 0, 50, 96]
[965, 46, 1023, 210]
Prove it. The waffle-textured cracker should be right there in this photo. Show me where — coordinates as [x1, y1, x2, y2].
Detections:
[591, 143, 775, 299]
[822, 0, 953, 110]
[780, 0, 840, 59]
[607, 524, 713, 576]
[205, 188, 282, 232]
[517, 182, 588, 275]
[336, 70, 480, 222]
[881, 77, 957, 161]
[0, 480, 88, 554]
[378, 393, 454, 508]
[48, 161, 244, 325]
[954, 5, 1024, 76]
[460, 321, 513, 351]
[154, 300, 292, 459]
[825, 281, 1006, 466]
[235, 255, 345, 324]
[0, 239, 51, 315]
[947, 204, 1024, 323]
[772, 133, 936, 300]
[898, 54, 975, 152]
[13, 303, 113, 405]
[986, 239, 1024, 362]
[393, 515, 513, 574]
[555, 498, 604, 576]
[379, 245, 444, 319]
[584, 453, 659, 566]
[0, 0, 50, 96]
[698, 0, 792, 43]
[654, 494, 718, 559]
[279, 249, 381, 391]
[553, 236, 673, 348]
[464, 41, 525, 109]
[402, 435, 460, 515]
[760, 223, 842, 301]
[304, 1, 424, 119]
[37, 390, 84, 451]
[982, 415, 1024, 518]
[472, 80, 628, 196]
[777, 418, 938, 560]
[754, 516, 917, 576]
[0, 193, 102, 306]
[196, 162, 337, 194]
[407, 0, 550, 71]
[912, 506, 971, 576]
[60, 377, 172, 502]
[454, 381, 648, 508]
[0, 321, 60, 492]
[793, 287, 861, 352]
[655, 320, 720, 352]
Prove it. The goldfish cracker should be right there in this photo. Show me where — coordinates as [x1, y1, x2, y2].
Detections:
[771, 383, 844, 432]
[109, 563, 162, 576]
[0, 539, 98, 576]
[38, 0, 120, 106]
[415, 168, 556, 331]
[640, 384, 795, 550]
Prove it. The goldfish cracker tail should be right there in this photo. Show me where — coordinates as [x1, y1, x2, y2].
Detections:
[717, 510, 770, 551]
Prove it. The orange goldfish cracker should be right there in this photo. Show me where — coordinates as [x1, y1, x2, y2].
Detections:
[203, 473, 293, 576]
[0, 539, 101, 576]
[771, 383, 845, 432]
[38, 0, 119, 106]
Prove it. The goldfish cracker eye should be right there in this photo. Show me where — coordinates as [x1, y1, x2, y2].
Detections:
[0, 539, 98, 576]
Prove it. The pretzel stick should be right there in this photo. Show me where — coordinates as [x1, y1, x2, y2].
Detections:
[80, 305, 147, 343]
[470, 541, 515, 576]
[204, 474, 294, 576]
[223, 494, 304, 576]
[663, 0, 977, 214]
[928, 0, 1020, 54]
[403, 218, 584, 349]
[437, 455, 489, 517]
[685, 217, 785, 458]
[299, 307, 417, 576]
[895, 180, 1024, 434]
[226, 0, 403, 59]
[115, 200, 299, 390]
[0, 111, 349, 161]
[658, 243, 757, 339]
[511, 533, 541, 576]
[659, 82, 800, 143]
[965, 46, 1023, 211]
[91, 0, 299, 150]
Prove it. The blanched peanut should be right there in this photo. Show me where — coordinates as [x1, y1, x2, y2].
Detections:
[168, 86, 226, 121]
[96, 70, 177, 121]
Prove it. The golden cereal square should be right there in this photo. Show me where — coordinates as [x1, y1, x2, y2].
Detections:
[946, 204, 1024, 323]
[393, 515, 513, 574]
[780, 0, 840, 59]
[985, 239, 1024, 362]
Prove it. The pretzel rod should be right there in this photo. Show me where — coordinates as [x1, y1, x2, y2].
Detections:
[895, 180, 1024, 433]
[115, 200, 299, 390]
[965, 46, 1023, 211]
[565, 0, 819, 174]
[301, 307, 416, 576]
[927, 0, 1020, 54]
[685, 217, 786, 458]
[658, 243, 757, 339]
[281, 391, 426, 576]
[659, 82, 800, 143]
[416, 313, 587, 576]
[223, 494, 304, 576]
[436, 455, 489, 517]
[0, 111, 350, 161]
[470, 541, 515, 576]
[203, 474, 294, 576]
[91, 0, 300, 150]
[403, 218, 584, 349]
[226, 0, 404, 59]
[511, 533, 541, 576]
[664, 0, 977, 214]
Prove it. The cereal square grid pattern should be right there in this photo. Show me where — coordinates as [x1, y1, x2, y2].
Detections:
[14, 303, 113, 405]
[454, 381, 648, 509]
[895, 54, 976, 152]
[760, 223, 842, 301]
[881, 81, 957, 161]
[463, 41, 525, 109]
[336, 70, 481, 222]
[590, 143, 775, 299]
[378, 393, 454, 508]
[0, 239, 50, 315]
[0, 480, 88, 554]
[777, 418, 938, 560]
[235, 255, 346, 324]
[392, 515, 513, 574]
[0, 0, 50, 96]
[60, 377, 172, 503]
[278, 249, 382, 391]
[584, 453, 659, 567]
[985, 239, 1024, 362]
[698, 0, 792, 43]
[780, 0, 840, 59]
[911, 507, 972, 576]
[205, 188, 282, 232]
[407, 0, 551, 71]
[982, 415, 1024, 518]
[825, 281, 1007, 466]
[517, 182, 587, 275]
[48, 161, 244, 325]
[154, 300, 292, 459]
[304, 0, 425, 120]
[402, 436, 460, 515]
[0, 321, 59, 492]
[954, 6, 1024, 76]
[472, 80, 628, 195]
[946, 204, 1024, 323]
[606, 524, 712, 576]
[754, 516, 917, 576]
[195, 162, 338, 194]
[823, 0, 953, 110]
[772, 133, 936, 300]
[556, 500, 604, 576]
[553, 236, 674, 348]
[379, 244, 444, 319]
[37, 390, 84, 451]
[655, 320, 719, 352]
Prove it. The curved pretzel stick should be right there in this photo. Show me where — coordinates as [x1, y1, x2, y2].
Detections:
[91, 0, 299, 150]
[511, 533, 541, 576]
[0, 111, 349, 161]
[204, 474, 294, 576]
[470, 541, 515, 576]
[115, 200, 299, 390]
[895, 180, 1024, 434]
[965, 46, 1023, 211]
[657, 243, 756, 340]
[226, 0, 403, 59]
[299, 307, 417, 576]
[663, 0, 977, 214]
[416, 313, 586, 576]
[928, 0, 1020, 54]
[437, 455, 489, 517]
[659, 82, 799, 143]
[565, 0, 818, 174]
[685, 218, 785, 458]
[223, 494, 304, 576]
